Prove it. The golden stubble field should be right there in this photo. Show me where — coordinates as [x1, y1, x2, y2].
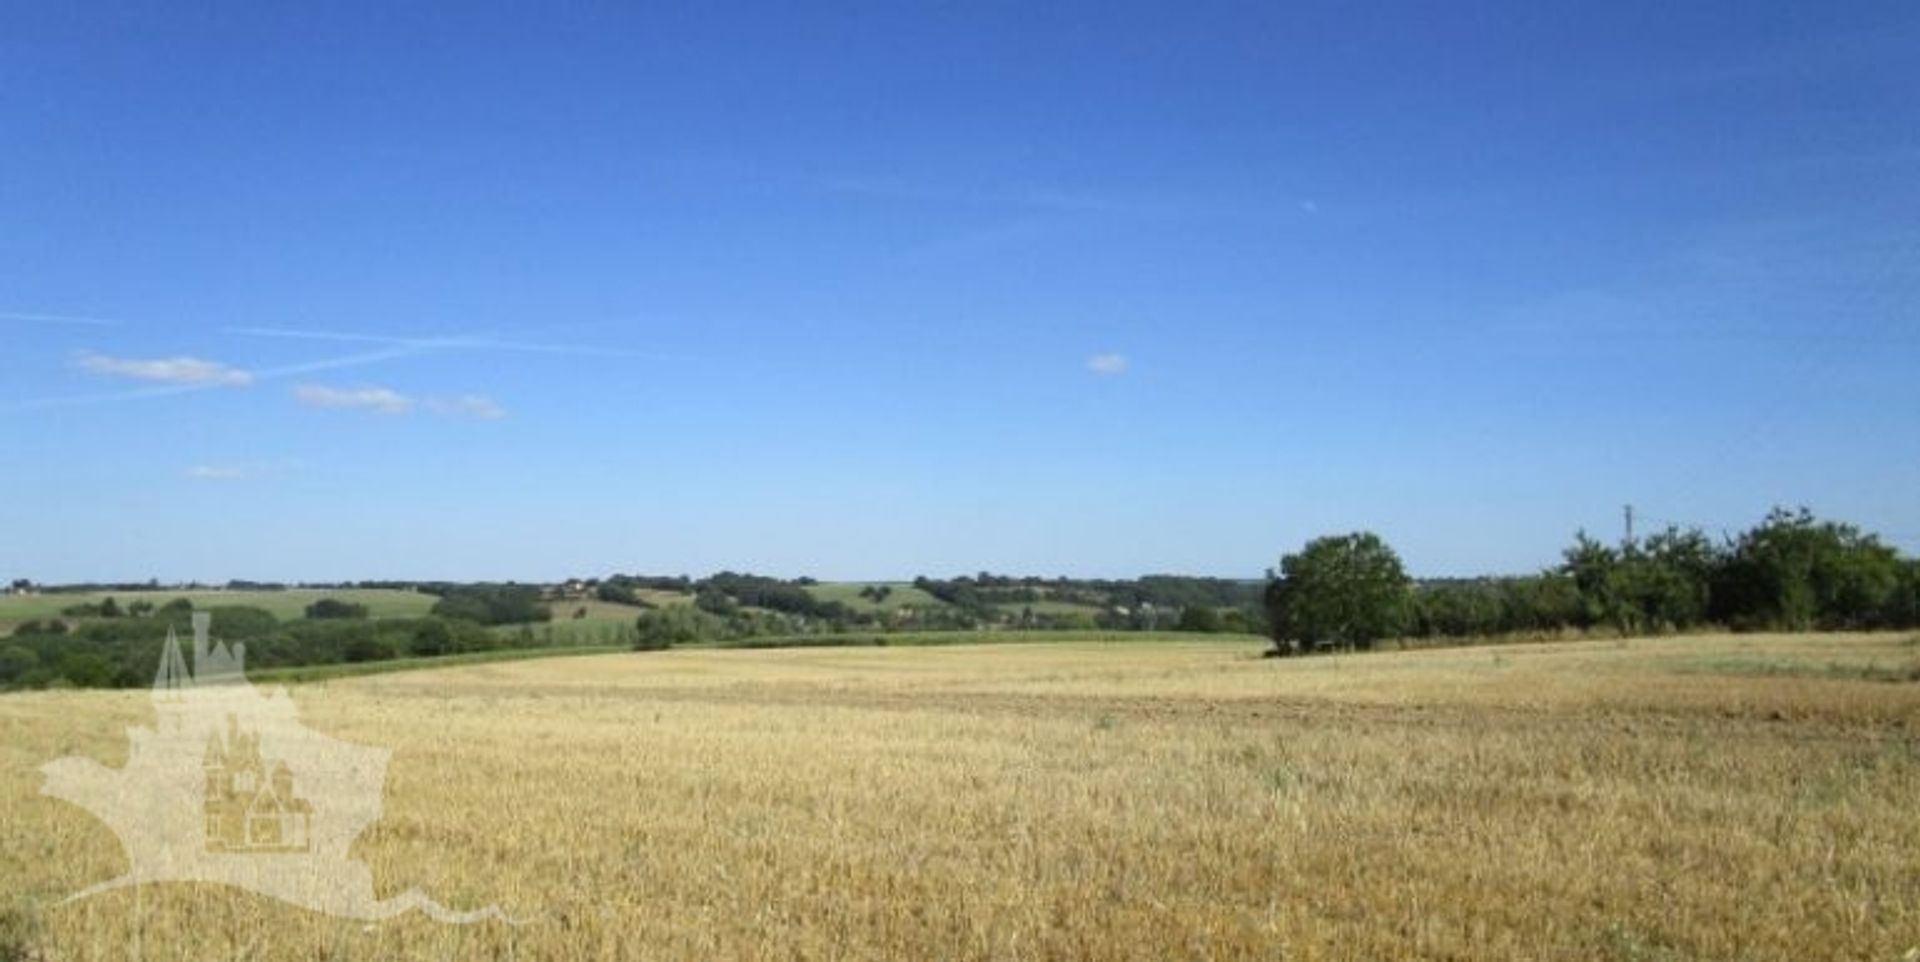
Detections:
[3, 633, 1918, 961]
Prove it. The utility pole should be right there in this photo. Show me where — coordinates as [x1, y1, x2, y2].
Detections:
[1623, 504, 1635, 548]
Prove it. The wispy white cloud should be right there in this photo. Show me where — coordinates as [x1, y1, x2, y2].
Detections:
[182, 459, 302, 481]
[0, 310, 120, 326]
[7, 317, 635, 413]
[185, 464, 259, 481]
[76, 352, 254, 386]
[1086, 353, 1129, 376]
[293, 384, 414, 414]
[294, 384, 507, 420]
[226, 326, 683, 360]
[426, 394, 507, 420]
[4, 343, 426, 413]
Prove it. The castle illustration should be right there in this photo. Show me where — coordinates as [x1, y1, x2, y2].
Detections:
[41, 611, 512, 922]
[204, 714, 313, 853]
[150, 613, 313, 853]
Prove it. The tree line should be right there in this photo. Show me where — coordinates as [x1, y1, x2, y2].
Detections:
[0, 603, 509, 691]
[9, 507, 1909, 686]
[1267, 508, 1918, 654]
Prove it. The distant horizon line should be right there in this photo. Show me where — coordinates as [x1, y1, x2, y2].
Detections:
[6, 569, 1569, 590]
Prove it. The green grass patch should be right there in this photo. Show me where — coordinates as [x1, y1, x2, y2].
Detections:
[543, 598, 652, 623]
[803, 582, 948, 612]
[635, 589, 696, 607]
[0, 588, 436, 629]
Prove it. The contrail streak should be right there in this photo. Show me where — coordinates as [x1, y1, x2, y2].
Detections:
[225, 326, 687, 360]
[252, 343, 438, 378]
[2, 318, 675, 412]
[0, 310, 121, 326]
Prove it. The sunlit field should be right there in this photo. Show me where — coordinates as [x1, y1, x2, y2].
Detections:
[4, 633, 1918, 960]
[0, 589, 437, 633]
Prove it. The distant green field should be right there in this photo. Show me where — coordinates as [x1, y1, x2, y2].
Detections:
[0, 587, 437, 630]
[636, 589, 696, 607]
[544, 597, 651, 623]
[711, 629, 1241, 649]
[804, 582, 947, 612]
[994, 599, 1107, 617]
[489, 617, 639, 647]
[803, 583, 1111, 618]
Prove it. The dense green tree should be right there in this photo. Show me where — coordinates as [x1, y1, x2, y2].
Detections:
[1175, 605, 1224, 633]
[1412, 581, 1509, 637]
[1505, 574, 1584, 632]
[342, 634, 398, 662]
[0, 646, 37, 684]
[57, 652, 118, 687]
[694, 587, 739, 616]
[305, 598, 370, 620]
[1562, 532, 1627, 631]
[1566, 526, 1723, 635]
[635, 607, 718, 649]
[1634, 527, 1719, 628]
[1713, 508, 1902, 630]
[337, 633, 393, 664]
[1265, 533, 1413, 655]
[429, 585, 551, 626]
[1406, 574, 1587, 639]
[199, 606, 280, 643]
[430, 594, 492, 624]
[409, 618, 455, 656]
[1884, 561, 1920, 628]
[596, 582, 643, 606]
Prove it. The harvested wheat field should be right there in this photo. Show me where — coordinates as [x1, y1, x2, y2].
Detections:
[3, 633, 1919, 961]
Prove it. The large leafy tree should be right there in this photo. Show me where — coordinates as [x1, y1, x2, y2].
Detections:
[1713, 507, 1902, 629]
[1265, 532, 1412, 654]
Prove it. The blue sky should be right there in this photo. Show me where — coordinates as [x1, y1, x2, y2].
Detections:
[3, 1, 1916, 583]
